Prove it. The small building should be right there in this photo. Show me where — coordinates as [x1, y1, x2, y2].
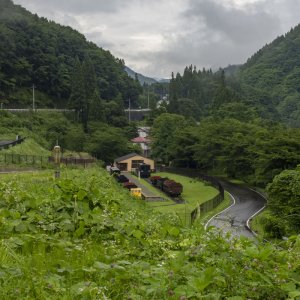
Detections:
[132, 126, 151, 157]
[114, 153, 155, 172]
[131, 136, 151, 157]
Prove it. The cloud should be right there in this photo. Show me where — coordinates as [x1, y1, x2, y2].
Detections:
[12, 0, 300, 78]
[14, 0, 127, 15]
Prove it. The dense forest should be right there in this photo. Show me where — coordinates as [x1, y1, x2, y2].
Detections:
[239, 24, 300, 127]
[167, 24, 300, 127]
[0, 0, 141, 110]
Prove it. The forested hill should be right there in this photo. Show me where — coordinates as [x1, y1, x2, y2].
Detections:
[0, 0, 141, 108]
[239, 24, 300, 127]
[124, 66, 157, 85]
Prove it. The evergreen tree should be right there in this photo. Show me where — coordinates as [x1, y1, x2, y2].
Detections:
[69, 57, 86, 124]
[89, 89, 104, 122]
[82, 56, 98, 130]
[168, 72, 179, 113]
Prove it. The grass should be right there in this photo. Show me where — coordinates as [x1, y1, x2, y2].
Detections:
[250, 208, 269, 237]
[140, 172, 221, 225]
[155, 172, 219, 208]
[0, 134, 16, 140]
[1, 138, 51, 156]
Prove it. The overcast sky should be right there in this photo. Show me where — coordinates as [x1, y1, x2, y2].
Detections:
[13, 0, 300, 78]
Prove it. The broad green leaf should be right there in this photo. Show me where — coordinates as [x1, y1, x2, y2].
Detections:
[281, 282, 296, 292]
[15, 222, 27, 233]
[289, 291, 300, 299]
[132, 229, 144, 239]
[93, 261, 110, 270]
[74, 221, 85, 237]
[168, 226, 180, 237]
[77, 189, 87, 201]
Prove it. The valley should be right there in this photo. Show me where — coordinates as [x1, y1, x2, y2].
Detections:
[0, 0, 300, 298]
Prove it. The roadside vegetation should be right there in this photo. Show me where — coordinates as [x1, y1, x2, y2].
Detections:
[0, 167, 299, 299]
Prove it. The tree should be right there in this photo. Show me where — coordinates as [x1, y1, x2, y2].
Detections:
[68, 57, 86, 124]
[151, 113, 186, 164]
[85, 125, 129, 163]
[82, 55, 98, 128]
[169, 126, 198, 168]
[89, 89, 104, 122]
[267, 167, 300, 234]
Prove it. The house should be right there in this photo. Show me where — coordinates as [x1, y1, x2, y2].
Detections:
[131, 136, 151, 157]
[114, 153, 155, 172]
[132, 127, 151, 156]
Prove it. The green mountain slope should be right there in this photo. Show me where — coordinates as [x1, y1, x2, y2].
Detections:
[239, 24, 300, 126]
[0, 0, 141, 108]
[124, 66, 157, 85]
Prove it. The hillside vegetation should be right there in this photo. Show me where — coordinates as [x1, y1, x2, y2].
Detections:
[166, 23, 300, 127]
[0, 168, 299, 299]
[0, 0, 141, 110]
[239, 24, 300, 127]
[0, 110, 139, 163]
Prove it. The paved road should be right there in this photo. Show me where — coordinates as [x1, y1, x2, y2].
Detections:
[206, 180, 266, 238]
[122, 172, 164, 201]
[0, 140, 13, 146]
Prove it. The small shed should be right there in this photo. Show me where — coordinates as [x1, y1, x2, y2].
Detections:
[114, 153, 155, 172]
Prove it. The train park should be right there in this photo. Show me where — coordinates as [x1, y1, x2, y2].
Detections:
[108, 162, 226, 225]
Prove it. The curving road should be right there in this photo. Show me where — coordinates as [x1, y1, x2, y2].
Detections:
[206, 180, 266, 238]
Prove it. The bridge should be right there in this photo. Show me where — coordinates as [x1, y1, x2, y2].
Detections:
[0, 108, 74, 112]
[124, 108, 151, 121]
[1, 108, 152, 121]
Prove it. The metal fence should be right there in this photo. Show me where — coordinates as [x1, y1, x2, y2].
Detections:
[160, 167, 225, 223]
[49, 157, 96, 166]
[0, 153, 48, 166]
[0, 153, 96, 167]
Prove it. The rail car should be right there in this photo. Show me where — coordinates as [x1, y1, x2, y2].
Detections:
[150, 176, 183, 197]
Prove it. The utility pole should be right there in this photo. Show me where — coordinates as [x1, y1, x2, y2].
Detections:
[147, 85, 150, 109]
[128, 98, 131, 122]
[32, 84, 35, 111]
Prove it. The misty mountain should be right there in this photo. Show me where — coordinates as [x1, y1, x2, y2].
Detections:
[124, 66, 157, 85]
[124, 66, 170, 85]
[239, 23, 300, 126]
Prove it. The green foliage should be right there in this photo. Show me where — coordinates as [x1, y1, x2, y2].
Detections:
[194, 119, 300, 185]
[266, 167, 300, 235]
[1, 138, 50, 156]
[151, 112, 300, 185]
[0, 168, 299, 299]
[150, 172, 219, 224]
[150, 113, 188, 164]
[168, 66, 219, 119]
[85, 123, 131, 163]
[239, 24, 300, 126]
[0, 0, 141, 110]
[0, 111, 131, 162]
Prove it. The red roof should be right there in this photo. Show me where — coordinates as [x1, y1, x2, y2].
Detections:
[131, 137, 150, 143]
